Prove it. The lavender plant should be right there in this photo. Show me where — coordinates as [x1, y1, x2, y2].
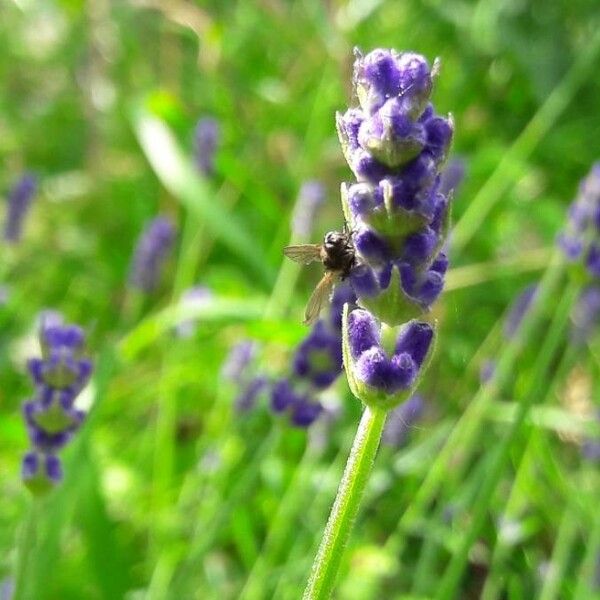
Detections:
[3, 173, 37, 243]
[304, 48, 453, 599]
[13, 315, 93, 600]
[21, 314, 93, 494]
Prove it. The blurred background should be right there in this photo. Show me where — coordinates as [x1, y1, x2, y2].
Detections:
[1, 0, 600, 598]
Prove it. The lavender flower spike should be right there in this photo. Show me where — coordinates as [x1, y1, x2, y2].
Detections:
[3, 173, 37, 243]
[194, 117, 220, 177]
[337, 49, 454, 325]
[129, 216, 175, 292]
[335, 49, 450, 408]
[21, 315, 93, 495]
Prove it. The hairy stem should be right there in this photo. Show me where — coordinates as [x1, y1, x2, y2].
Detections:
[303, 404, 387, 600]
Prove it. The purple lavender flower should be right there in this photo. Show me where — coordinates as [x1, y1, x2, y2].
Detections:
[337, 49, 453, 325]
[129, 216, 175, 292]
[21, 315, 93, 495]
[270, 379, 323, 427]
[3, 173, 37, 243]
[344, 309, 434, 408]
[194, 117, 220, 177]
[382, 394, 425, 447]
[558, 162, 600, 273]
[291, 181, 326, 238]
[269, 282, 357, 427]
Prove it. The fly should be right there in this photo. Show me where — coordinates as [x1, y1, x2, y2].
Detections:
[284, 228, 356, 325]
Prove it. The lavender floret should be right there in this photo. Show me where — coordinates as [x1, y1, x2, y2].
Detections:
[347, 310, 433, 397]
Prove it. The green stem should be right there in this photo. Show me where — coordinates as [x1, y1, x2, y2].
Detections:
[13, 500, 39, 600]
[303, 405, 387, 600]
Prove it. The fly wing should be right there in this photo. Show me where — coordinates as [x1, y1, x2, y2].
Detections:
[283, 244, 322, 265]
[303, 271, 338, 325]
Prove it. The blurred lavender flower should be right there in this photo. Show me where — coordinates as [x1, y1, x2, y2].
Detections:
[235, 376, 268, 412]
[21, 315, 93, 495]
[220, 340, 268, 413]
[0, 285, 9, 306]
[558, 162, 600, 274]
[270, 283, 357, 427]
[382, 394, 425, 447]
[174, 286, 212, 338]
[503, 284, 537, 339]
[3, 173, 37, 243]
[194, 117, 220, 177]
[129, 216, 175, 292]
[291, 181, 326, 239]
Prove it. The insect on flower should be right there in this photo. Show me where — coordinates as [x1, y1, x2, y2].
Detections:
[284, 227, 357, 325]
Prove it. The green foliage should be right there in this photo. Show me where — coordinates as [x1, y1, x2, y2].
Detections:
[1, 0, 600, 598]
